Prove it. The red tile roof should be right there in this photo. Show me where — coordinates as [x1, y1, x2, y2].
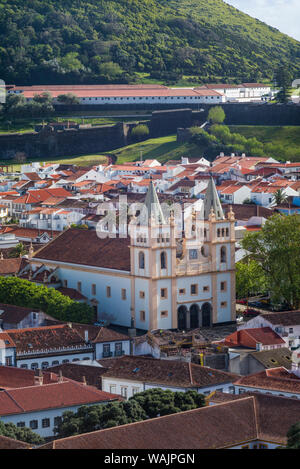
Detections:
[33, 228, 131, 271]
[223, 328, 285, 348]
[0, 380, 119, 416]
[39, 393, 300, 449]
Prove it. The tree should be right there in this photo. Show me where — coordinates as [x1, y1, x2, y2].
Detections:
[54, 401, 146, 438]
[0, 277, 94, 323]
[129, 388, 205, 418]
[57, 93, 80, 105]
[54, 388, 206, 438]
[236, 260, 267, 303]
[8, 242, 27, 258]
[275, 66, 292, 104]
[287, 422, 300, 449]
[241, 214, 300, 310]
[131, 124, 150, 142]
[273, 189, 288, 206]
[208, 106, 226, 125]
[0, 420, 44, 445]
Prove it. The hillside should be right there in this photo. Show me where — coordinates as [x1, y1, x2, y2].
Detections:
[0, 0, 299, 85]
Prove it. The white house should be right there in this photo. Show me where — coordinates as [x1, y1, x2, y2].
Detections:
[238, 310, 300, 350]
[0, 366, 120, 438]
[100, 355, 237, 399]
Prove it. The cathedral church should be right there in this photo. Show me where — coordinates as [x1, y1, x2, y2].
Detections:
[27, 178, 236, 330]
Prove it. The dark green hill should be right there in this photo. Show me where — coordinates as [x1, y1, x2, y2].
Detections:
[0, 0, 299, 84]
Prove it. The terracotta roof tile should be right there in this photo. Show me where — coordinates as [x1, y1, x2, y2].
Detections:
[33, 228, 131, 271]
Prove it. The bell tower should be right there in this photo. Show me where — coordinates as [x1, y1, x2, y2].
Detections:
[129, 179, 177, 330]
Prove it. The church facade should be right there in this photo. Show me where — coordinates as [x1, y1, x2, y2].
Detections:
[28, 178, 236, 331]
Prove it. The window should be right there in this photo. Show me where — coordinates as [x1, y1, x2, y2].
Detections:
[17, 422, 25, 428]
[289, 328, 294, 333]
[5, 356, 13, 366]
[161, 311, 168, 318]
[139, 251, 145, 269]
[179, 288, 186, 295]
[21, 364, 28, 369]
[103, 344, 111, 357]
[62, 359, 69, 364]
[139, 291, 145, 299]
[30, 420, 38, 430]
[189, 249, 198, 260]
[221, 281, 227, 292]
[106, 286, 111, 298]
[41, 362, 49, 369]
[109, 385, 116, 394]
[42, 418, 50, 428]
[203, 286, 209, 292]
[161, 288, 167, 299]
[92, 284, 96, 295]
[132, 387, 139, 395]
[121, 289, 126, 300]
[63, 280, 68, 287]
[140, 311, 146, 322]
[160, 252, 166, 269]
[191, 284, 198, 295]
[115, 342, 123, 356]
[52, 360, 59, 366]
[259, 444, 268, 449]
[77, 281, 82, 292]
[31, 363, 38, 370]
[220, 246, 227, 263]
[121, 387, 128, 398]
[221, 301, 227, 308]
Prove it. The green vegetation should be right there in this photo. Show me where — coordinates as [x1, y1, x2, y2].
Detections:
[131, 124, 150, 142]
[0, 420, 44, 445]
[241, 214, 300, 310]
[54, 388, 206, 438]
[0, 277, 95, 323]
[0, 0, 299, 85]
[208, 106, 225, 124]
[275, 66, 293, 104]
[236, 260, 267, 301]
[108, 135, 201, 164]
[229, 126, 300, 162]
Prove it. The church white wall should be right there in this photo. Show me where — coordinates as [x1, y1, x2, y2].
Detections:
[58, 266, 132, 327]
[216, 272, 232, 323]
[135, 277, 151, 330]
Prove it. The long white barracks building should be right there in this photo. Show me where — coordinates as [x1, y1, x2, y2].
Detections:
[28, 179, 236, 330]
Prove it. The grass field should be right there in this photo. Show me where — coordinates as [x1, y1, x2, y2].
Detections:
[230, 126, 300, 161]
[0, 135, 201, 171]
[0, 114, 150, 134]
[105, 135, 201, 164]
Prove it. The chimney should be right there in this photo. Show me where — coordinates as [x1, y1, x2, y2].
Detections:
[84, 330, 89, 342]
[58, 370, 63, 383]
[256, 342, 262, 351]
[38, 369, 43, 386]
[82, 376, 87, 386]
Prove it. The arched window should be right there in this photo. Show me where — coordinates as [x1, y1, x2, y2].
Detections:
[222, 228, 225, 237]
[217, 229, 220, 237]
[221, 246, 227, 263]
[139, 251, 145, 269]
[160, 252, 167, 269]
